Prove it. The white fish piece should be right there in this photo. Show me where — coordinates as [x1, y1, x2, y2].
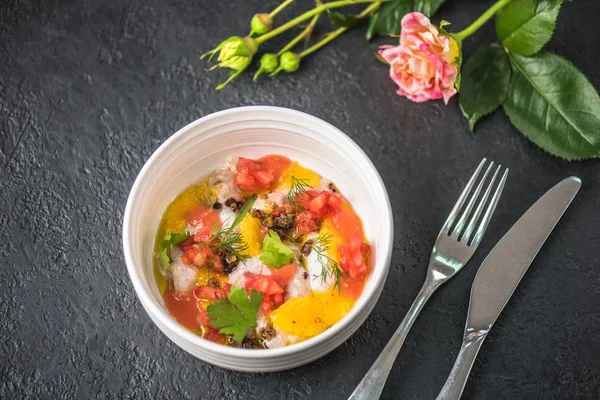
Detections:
[209, 157, 243, 203]
[256, 314, 302, 349]
[168, 247, 197, 293]
[285, 264, 310, 301]
[219, 206, 237, 230]
[228, 256, 262, 288]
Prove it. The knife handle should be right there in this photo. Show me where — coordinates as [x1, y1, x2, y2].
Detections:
[436, 330, 487, 400]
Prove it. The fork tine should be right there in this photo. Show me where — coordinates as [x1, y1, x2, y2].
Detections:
[442, 158, 487, 235]
[471, 168, 509, 246]
[452, 161, 494, 238]
[461, 164, 502, 244]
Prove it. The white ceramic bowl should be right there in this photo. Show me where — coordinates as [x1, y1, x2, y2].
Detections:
[123, 106, 393, 372]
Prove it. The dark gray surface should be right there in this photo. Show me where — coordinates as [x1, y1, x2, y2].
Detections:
[1, 0, 599, 398]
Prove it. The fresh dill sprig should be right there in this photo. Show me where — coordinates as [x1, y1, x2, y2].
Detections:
[310, 232, 346, 292]
[287, 174, 311, 212]
[195, 194, 257, 265]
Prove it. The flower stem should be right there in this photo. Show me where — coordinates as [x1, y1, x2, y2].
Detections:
[269, 0, 295, 18]
[278, 11, 322, 56]
[299, 1, 381, 58]
[255, 0, 384, 44]
[455, 0, 512, 41]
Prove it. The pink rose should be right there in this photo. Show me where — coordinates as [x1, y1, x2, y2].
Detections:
[380, 12, 459, 104]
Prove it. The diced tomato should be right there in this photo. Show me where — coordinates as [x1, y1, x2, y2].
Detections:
[222, 282, 232, 294]
[245, 274, 287, 314]
[338, 236, 370, 278]
[245, 274, 285, 296]
[204, 328, 226, 344]
[181, 243, 224, 272]
[186, 204, 221, 231]
[194, 286, 227, 300]
[295, 210, 321, 235]
[269, 263, 297, 284]
[234, 155, 292, 193]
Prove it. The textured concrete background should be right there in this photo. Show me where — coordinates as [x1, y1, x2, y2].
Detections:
[1, 0, 599, 398]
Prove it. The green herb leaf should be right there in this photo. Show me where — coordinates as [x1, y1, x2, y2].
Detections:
[413, 0, 446, 17]
[327, 10, 360, 28]
[310, 233, 346, 293]
[503, 51, 600, 160]
[459, 43, 510, 132]
[260, 230, 294, 269]
[287, 174, 311, 212]
[170, 232, 189, 245]
[158, 250, 171, 272]
[157, 230, 190, 271]
[366, 0, 412, 41]
[496, 0, 563, 56]
[230, 194, 257, 230]
[207, 286, 263, 343]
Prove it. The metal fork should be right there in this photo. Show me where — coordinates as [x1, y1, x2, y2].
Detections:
[348, 159, 509, 400]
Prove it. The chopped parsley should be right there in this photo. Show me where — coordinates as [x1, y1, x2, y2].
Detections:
[207, 286, 263, 342]
[260, 230, 294, 268]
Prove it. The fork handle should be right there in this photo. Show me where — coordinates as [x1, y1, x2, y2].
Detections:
[348, 279, 442, 400]
[436, 332, 487, 400]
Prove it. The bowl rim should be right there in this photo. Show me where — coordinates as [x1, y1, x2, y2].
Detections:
[122, 106, 393, 360]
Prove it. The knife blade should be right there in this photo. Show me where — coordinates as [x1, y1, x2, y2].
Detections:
[467, 176, 581, 332]
[437, 176, 581, 400]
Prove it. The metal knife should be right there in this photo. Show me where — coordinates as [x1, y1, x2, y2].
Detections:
[436, 176, 582, 400]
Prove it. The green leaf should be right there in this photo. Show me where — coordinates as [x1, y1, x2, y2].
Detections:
[496, 0, 563, 56]
[327, 10, 360, 28]
[459, 43, 510, 132]
[366, 0, 412, 41]
[504, 51, 600, 160]
[260, 230, 294, 268]
[207, 286, 263, 342]
[170, 232, 189, 245]
[158, 250, 171, 272]
[413, 0, 446, 17]
[157, 230, 190, 271]
[230, 194, 257, 230]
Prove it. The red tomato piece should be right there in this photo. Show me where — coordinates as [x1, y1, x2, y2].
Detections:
[294, 210, 321, 235]
[234, 157, 275, 192]
[245, 274, 285, 296]
[234, 155, 292, 193]
[269, 263, 297, 284]
[204, 328, 226, 344]
[338, 237, 370, 278]
[245, 274, 287, 315]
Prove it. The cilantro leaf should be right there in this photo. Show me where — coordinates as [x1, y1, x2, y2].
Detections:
[260, 230, 294, 268]
[207, 286, 263, 342]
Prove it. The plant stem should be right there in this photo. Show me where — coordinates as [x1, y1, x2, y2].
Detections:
[278, 12, 322, 56]
[455, 0, 512, 41]
[269, 0, 295, 18]
[255, 0, 384, 44]
[299, 1, 381, 58]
